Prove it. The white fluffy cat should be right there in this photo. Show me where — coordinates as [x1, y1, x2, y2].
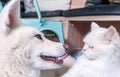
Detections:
[62, 22, 120, 77]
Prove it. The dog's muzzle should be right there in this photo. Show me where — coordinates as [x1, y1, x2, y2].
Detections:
[40, 53, 68, 64]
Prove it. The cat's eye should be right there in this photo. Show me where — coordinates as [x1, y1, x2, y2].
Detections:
[89, 45, 94, 49]
[35, 34, 43, 40]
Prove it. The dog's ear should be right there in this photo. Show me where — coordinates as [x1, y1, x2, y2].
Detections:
[0, 0, 20, 35]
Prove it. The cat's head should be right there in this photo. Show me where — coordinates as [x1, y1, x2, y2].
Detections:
[83, 22, 120, 60]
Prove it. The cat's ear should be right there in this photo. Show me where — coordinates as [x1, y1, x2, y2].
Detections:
[91, 22, 100, 31]
[102, 26, 119, 44]
[0, 0, 20, 35]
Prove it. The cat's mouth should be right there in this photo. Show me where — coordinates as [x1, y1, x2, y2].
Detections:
[40, 53, 68, 64]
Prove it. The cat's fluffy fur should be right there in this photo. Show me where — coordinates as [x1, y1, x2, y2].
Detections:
[62, 22, 120, 77]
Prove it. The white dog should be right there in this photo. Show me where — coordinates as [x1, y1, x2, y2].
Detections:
[0, 0, 67, 77]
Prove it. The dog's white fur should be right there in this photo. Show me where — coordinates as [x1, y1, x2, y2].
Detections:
[0, 0, 67, 77]
[62, 22, 120, 77]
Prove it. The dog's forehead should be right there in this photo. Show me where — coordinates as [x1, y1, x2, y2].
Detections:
[13, 25, 43, 38]
[19, 25, 40, 33]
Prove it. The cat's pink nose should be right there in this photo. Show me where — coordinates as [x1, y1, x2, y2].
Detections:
[63, 44, 69, 50]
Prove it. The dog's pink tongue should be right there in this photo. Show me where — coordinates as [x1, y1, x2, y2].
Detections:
[55, 53, 68, 63]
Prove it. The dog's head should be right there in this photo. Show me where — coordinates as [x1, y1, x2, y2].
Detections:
[0, 0, 67, 70]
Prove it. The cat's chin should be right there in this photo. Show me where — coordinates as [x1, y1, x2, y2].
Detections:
[86, 57, 96, 61]
[84, 53, 97, 60]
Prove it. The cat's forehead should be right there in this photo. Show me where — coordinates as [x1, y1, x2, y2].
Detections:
[83, 28, 107, 43]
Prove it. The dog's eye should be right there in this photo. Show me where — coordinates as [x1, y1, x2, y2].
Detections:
[35, 34, 42, 40]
